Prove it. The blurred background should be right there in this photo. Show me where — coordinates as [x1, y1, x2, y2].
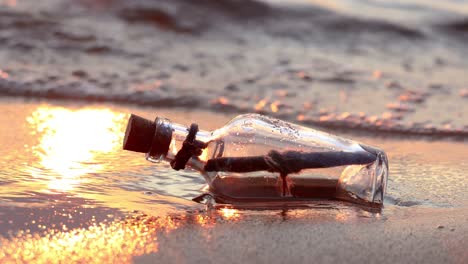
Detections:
[0, 0, 467, 133]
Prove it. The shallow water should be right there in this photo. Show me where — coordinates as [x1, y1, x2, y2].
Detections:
[0, 0, 467, 262]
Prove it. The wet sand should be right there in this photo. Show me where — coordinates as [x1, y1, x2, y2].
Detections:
[134, 206, 468, 264]
[0, 99, 467, 263]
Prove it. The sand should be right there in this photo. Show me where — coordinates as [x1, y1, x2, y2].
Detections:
[134, 206, 468, 264]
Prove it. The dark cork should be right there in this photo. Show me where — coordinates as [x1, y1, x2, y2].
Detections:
[123, 114, 155, 153]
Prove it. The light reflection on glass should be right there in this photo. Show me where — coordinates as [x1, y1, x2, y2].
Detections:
[26, 106, 126, 193]
[199, 148, 209, 161]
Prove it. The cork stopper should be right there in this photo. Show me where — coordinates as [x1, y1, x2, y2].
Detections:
[123, 114, 155, 153]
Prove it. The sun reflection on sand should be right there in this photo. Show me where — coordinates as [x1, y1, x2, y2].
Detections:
[26, 106, 127, 193]
[0, 209, 251, 263]
[0, 214, 164, 263]
[219, 208, 240, 220]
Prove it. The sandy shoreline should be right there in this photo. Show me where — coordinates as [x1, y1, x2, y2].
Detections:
[1, 201, 467, 263]
[135, 206, 468, 264]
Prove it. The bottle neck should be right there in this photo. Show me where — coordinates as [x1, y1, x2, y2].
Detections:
[146, 119, 212, 171]
[167, 121, 211, 155]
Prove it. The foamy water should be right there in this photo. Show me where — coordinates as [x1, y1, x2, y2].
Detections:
[0, 0, 467, 137]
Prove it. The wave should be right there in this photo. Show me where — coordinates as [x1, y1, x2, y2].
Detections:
[1, 0, 467, 140]
[115, 0, 271, 33]
[114, 0, 426, 39]
[1, 79, 466, 139]
[437, 18, 468, 33]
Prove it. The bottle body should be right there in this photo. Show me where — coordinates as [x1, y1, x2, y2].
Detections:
[142, 114, 388, 206]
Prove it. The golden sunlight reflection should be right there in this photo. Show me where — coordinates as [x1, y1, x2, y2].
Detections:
[196, 214, 210, 227]
[219, 208, 240, 220]
[254, 99, 268, 111]
[0, 215, 168, 263]
[270, 100, 280, 113]
[26, 106, 127, 192]
[334, 211, 350, 222]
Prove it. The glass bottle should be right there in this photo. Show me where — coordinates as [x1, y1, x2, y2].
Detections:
[123, 113, 388, 206]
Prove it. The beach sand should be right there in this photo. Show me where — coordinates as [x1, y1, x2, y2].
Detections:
[134, 206, 468, 264]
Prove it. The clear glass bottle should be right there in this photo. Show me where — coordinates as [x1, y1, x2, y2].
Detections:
[123, 113, 388, 206]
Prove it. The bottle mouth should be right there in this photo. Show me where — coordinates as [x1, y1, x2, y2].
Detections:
[147, 117, 173, 159]
[123, 114, 172, 158]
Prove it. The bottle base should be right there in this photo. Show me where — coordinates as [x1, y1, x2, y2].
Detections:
[192, 188, 384, 210]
